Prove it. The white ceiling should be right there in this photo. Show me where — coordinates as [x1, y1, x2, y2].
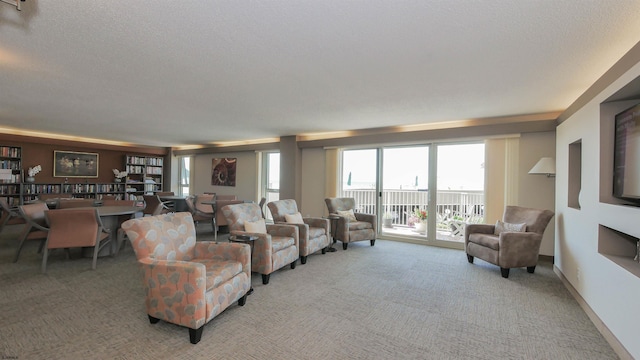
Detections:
[1, 1, 640, 148]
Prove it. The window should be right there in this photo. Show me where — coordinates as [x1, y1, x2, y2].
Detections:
[178, 156, 191, 197]
[261, 152, 280, 219]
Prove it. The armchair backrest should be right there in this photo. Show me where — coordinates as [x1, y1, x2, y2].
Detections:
[325, 197, 355, 214]
[503, 206, 555, 235]
[45, 208, 102, 249]
[267, 199, 299, 223]
[221, 203, 263, 232]
[121, 212, 197, 261]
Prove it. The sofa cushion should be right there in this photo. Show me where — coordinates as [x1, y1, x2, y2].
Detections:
[284, 212, 304, 224]
[337, 209, 357, 222]
[468, 233, 500, 251]
[308, 226, 326, 238]
[245, 218, 267, 234]
[271, 235, 295, 252]
[494, 220, 526, 235]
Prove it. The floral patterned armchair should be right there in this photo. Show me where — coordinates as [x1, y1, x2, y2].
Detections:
[221, 202, 299, 285]
[121, 212, 251, 344]
[267, 199, 330, 264]
[325, 197, 377, 250]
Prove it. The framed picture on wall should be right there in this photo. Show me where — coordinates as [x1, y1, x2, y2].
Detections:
[211, 158, 237, 186]
[53, 151, 99, 178]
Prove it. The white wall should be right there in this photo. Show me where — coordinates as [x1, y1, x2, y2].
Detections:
[300, 147, 326, 217]
[556, 61, 640, 358]
[519, 132, 556, 255]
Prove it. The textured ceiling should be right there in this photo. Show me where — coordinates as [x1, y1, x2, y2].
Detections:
[1, 1, 640, 148]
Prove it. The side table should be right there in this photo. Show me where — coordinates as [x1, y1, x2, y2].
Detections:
[325, 215, 340, 252]
[228, 234, 258, 295]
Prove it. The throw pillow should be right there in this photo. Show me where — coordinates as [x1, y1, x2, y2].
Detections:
[337, 209, 357, 222]
[244, 219, 267, 234]
[494, 220, 527, 235]
[284, 212, 304, 224]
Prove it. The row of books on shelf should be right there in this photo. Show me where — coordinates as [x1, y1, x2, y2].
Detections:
[126, 156, 163, 166]
[0, 146, 21, 158]
[126, 165, 163, 175]
[0, 160, 21, 170]
[0, 174, 22, 183]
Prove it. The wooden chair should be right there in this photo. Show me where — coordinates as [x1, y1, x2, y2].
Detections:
[142, 195, 172, 216]
[14, 203, 49, 262]
[42, 208, 112, 273]
[0, 198, 25, 233]
[185, 195, 216, 237]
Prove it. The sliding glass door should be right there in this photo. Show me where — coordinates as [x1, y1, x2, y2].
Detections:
[341, 142, 485, 245]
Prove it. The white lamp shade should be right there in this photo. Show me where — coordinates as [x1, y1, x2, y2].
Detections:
[528, 157, 556, 176]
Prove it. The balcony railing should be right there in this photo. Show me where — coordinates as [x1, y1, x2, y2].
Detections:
[343, 189, 484, 240]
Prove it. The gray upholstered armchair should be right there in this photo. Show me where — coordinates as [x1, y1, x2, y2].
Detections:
[324, 197, 377, 250]
[267, 199, 330, 264]
[465, 205, 554, 278]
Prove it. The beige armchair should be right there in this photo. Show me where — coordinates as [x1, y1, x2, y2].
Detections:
[465, 205, 554, 278]
[267, 199, 330, 264]
[221, 202, 299, 285]
[324, 197, 377, 250]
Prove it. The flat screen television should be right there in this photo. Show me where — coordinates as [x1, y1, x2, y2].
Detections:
[613, 102, 640, 205]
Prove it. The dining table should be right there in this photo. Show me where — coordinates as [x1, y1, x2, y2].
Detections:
[80, 205, 145, 257]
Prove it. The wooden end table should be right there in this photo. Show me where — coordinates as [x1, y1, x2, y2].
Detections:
[228, 234, 258, 295]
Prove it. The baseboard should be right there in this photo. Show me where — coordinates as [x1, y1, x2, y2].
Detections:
[539, 254, 554, 263]
[553, 265, 633, 360]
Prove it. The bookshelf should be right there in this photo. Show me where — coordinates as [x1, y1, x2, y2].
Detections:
[0, 146, 23, 207]
[124, 155, 164, 199]
[22, 182, 127, 203]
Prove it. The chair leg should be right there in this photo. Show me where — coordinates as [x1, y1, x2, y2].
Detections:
[41, 248, 49, 274]
[290, 260, 296, 269]
[189, 326, 204, 344]
[238, 294, 248, 306]
[501, 268, 510, 278]
[300, 256, 307, 264]
[148, 315, 160, 324]
[321, 247, 327, 254]
[13, 230, 30, 262]
[92, 243, 100, 270]
[467, 254, 474, 263]
[262, 273, 270, 284]
[527, 266, 536, 274]
[342, 242, 348, 250]
[370, 239, 375, 246]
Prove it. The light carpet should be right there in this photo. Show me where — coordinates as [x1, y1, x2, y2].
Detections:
[0, 223, 617, 359]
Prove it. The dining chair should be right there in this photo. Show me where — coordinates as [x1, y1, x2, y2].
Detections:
[142, 195, 172, 216]
[185, 195, 216, 237]
[0, 198, 25, 234]
[42, 208, 112, 273]
[14, 203, 50, 263]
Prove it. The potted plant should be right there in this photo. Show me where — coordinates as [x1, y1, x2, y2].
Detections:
[26, 165, 41, 183]
[413, 208, 428, 233]
[382, 212, 394, 228]
[112, 169, 128, 183]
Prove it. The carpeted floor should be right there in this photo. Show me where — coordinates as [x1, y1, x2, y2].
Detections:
[0, 223, 617, 359]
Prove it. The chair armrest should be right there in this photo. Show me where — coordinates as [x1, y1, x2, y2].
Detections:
[136, 257, 208, 327]
[498, 232, 543, 268]
[266, 223, 299, 249]
[195, 241, 251, 276]
[464, 223, 495, 245]
[230, 230, 272, 257]
[303, 217, 329, 233]
[355, 212, 376, 228]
